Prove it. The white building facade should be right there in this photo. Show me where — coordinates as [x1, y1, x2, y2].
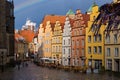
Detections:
[62, 17, 72, 66]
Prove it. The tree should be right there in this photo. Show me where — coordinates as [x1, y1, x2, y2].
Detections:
[90, 2, 120, 36]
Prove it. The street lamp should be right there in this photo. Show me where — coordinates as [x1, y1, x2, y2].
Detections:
[68, 56, 70, 66]
[1, 52, 4, 72]
[34, 43, 36, 54]
[23, 42, 26, 67]
[90, 55, 93, 73]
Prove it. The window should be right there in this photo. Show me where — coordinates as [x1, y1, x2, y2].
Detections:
[64, 40, 65, 45]
[98, 34, 102, 42]
[64, 49, 65, 54]
[94, 60, 102, 69]
[45, 40, 47, 44]
[68, 39, 71, 45]
[39, 36, 42, 40]
[56, 46, 58, 52]
[48, 48, 50, 52]
[45, 48, 47, 52]
[49, 48, 51, 52]
[114, 34, 117, 43]
[98, 46, 102, 53]
[76, 40, 79, 46]
[94, 46, 97, 53]
[80, 30, 82, 35]
[53, 46, 55, 52]
[81, 39, 84, 46]
[46, 32, 50, 37]
[94, 35, 97, 42]
[68, 48, 71, 55]
[72, 40, 74, 46]
[106, 36, 110, 43]
[88, 36, 91, 43]
[114, 48, 119, 57]
[47, 48, 49, 52]
[77, 30, 79, 35]
[59, 46, 61, 52]
[93, 16, 96, 20]
[88, 47, 91, 54]
[82, 48, 84, 56]
[76, 49, 79, 56]
[72, 49, 74, 54]
[74, 30, 77, 35]
[58, 37, 60, 43]
[48, 40, 49, 44]
[107, 59, 112, 70]
[107, 48, 110, 57]
[56, 38, 57, 43]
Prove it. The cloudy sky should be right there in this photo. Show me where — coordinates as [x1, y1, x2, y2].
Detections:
[14, 0, 112, 29]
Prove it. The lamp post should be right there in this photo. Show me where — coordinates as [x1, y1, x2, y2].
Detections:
[90, 55, 93, 73]
[23, 42, 26, 67]
[34, 43, 37, 61]
[68, 56, 70, 66]
[1, 52, 4, 72]
[34, 43, 36, 54]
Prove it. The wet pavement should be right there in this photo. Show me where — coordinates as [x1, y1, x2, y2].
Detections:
[0, 62, 120, 80]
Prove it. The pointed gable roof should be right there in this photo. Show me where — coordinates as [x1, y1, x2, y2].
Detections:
[87, 2, 98, 13]
[15, 33, 25, 43]
[19, 30, 35, 43]
[66, 9, 75, 15]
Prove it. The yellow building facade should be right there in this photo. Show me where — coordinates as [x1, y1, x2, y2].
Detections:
[52, 21, 63, 64]
[86, 3, 106, 69]
[44, 21, 53, 58]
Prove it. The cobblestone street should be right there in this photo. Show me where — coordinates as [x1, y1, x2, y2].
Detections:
[0, 62, 120, 80]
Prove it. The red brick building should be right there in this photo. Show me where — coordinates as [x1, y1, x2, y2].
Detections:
[71, 9, 89, 66]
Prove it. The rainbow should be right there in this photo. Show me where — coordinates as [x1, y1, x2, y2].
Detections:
[15, 0, 45, 13]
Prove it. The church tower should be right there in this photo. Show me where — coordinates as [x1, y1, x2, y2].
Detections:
[0, 0, 15, 68]
[0, 0, 7, 50]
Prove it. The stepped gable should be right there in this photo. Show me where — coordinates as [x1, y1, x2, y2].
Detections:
[41, 15, 66, 32]
[82, 14, 90, 27]
[73, 9, 90, 28]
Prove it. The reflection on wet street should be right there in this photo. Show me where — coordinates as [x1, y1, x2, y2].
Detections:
[0, 62, 120, 80]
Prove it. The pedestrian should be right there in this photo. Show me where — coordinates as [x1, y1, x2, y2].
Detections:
[17, 60, 21, 70]
[25, 61, 28, 67]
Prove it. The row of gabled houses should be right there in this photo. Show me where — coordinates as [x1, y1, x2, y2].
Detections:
[33, 1, 120, 72]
